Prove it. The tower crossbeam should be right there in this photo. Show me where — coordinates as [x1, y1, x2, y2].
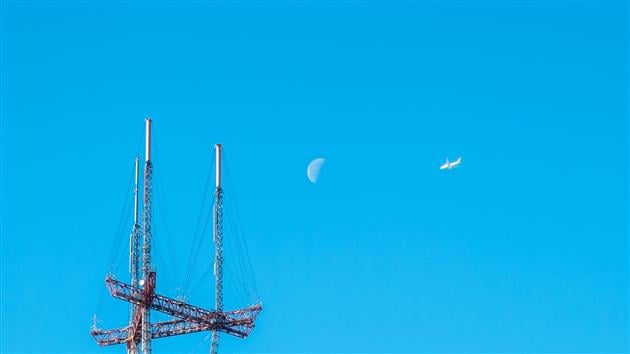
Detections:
[91, 273, 260, 346]
[91, 122, 261, 353]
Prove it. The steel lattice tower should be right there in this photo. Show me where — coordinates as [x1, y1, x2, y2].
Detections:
[142, 118, 153, 354]
[211, 145, 224, 354]
[91, 120, 261, 354]
[128, 157, 141, 354]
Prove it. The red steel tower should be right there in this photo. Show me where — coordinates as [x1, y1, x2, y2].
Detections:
[91, 119, 262, 354]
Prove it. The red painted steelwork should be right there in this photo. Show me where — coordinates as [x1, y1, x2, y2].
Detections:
[90, 273, 261, 347]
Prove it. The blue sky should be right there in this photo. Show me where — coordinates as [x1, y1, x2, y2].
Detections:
[1, 1, 628, 353]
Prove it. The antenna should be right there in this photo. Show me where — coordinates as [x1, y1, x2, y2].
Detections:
[128, 156, 141, 354]
[91, 123, 261, 354]
[211, 144, 224, 354]
[142, 117, 153, 354]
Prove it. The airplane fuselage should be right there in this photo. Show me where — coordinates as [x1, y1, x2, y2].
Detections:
[440, 157, 461, 170]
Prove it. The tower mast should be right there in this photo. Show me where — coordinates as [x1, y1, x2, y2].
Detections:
[142, 118, 153, 354]
[91, 125, 261, 352]
[210, 144, 223, 354]
[128, 156, 141, 354]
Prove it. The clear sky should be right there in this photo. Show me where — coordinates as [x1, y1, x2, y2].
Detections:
[1, 1, 628, 353]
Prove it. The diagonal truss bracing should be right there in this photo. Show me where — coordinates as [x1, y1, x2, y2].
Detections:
[91, 273, 261, 346]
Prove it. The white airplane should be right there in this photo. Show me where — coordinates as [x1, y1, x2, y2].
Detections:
[440, 157, 461, 170]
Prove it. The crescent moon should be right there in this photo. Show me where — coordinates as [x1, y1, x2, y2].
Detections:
[307, 158, 325, 183]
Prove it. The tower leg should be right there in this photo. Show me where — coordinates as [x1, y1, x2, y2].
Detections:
[210, 330, 220, 354]
[142, 118, 153, 354]
[211, 144, 223, 354]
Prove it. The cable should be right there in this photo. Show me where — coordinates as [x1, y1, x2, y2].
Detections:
[182, 149, 216, 295]
[153, 162, 181, 291]
[223, 152, 259, 303]
[107, 162, 135, 274]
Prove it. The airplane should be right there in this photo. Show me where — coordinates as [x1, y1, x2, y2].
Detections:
[440, 157, 461, 170]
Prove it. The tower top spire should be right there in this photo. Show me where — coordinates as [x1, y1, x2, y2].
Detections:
[145, 118, 152, 162]
[215, 144, 222, 189]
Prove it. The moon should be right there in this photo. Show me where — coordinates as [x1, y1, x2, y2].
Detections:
[307, 158, 325, 183]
